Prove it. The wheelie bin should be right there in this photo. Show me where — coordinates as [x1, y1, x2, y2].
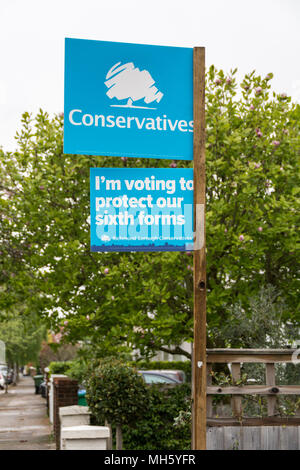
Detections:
[33, 374, 44, 394]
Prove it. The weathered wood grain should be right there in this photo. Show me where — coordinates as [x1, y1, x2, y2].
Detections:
[242, 426, 261, 450]
[207, 349, 297, 363]
[192, 46, 206, 451]
[261, 426, 280, 450]
[231, 363, 242, 418]
[206, 426, 224, 450]
[279, 426, 299, 450]
[206, 363, 213, 418]
[266, 363, 276, 416]
[223, 426, 241, 450]
[207, 417, 300, 426]
[207, 385, 300, 395]
[206, 426, 300, 450]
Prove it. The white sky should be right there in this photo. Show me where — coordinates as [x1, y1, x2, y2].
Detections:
[1, 0, 299, 152]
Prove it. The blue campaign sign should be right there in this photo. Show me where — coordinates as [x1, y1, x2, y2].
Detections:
[90, 168, 194, 252]
[64, 38, 193, 160]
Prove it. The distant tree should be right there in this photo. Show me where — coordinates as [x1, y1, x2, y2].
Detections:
[38, 341, 79, 371]
[0, 310, 45, 370]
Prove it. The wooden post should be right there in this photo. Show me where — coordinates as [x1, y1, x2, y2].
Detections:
[192, 46, 206, 450]
[266, 363, 276, 416]
[105, 420, 113, 450]
[231, 363, 243, 418]
[116, 424, 123, 450]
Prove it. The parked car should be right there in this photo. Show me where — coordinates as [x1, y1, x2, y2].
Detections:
[0, 365, 15, 385]
[138, 370, 181, 384]
[0, 372, 5, 389]
[0, 365, 8, 383]
[6, 369, 14, 384]
[138, 369, 186, 383]
[143, 369, 186, 383]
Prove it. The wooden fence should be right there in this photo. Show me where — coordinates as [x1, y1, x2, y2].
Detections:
[206, 349, 300, 450]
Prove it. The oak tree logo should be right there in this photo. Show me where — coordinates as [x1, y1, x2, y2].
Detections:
[104, 62, 163, 109]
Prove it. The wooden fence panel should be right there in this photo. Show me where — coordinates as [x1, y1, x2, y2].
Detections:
[206, 426, 224, 450]
[206, 350, 300, 449]
[261, 426, 280, 450]
[279, 426, 299, 450]
[223, 426, 241, 450]
[242, 426, 261, 450]
[206, 426, 300, 450]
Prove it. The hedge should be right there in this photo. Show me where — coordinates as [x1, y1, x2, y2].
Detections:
[122, 383, 191, 450]
[48, 359, 191, 382]
[48, 361, 74, 376]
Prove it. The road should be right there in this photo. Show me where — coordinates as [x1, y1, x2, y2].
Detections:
[0, 375, 55, 450]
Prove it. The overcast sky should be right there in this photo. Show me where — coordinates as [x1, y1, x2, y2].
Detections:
[1, 0, 299, 152]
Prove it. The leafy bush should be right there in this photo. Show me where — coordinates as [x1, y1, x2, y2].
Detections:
[86, 357, 148, 426]
[64, 358, 89, 385]
[85, 357, 148, 449]
[123, 383, 191, 450]
[85, 357, 192, 449]
[213, 285, 298, 349]
[209, 285, 300, 417]
[48, 361, 73, 375]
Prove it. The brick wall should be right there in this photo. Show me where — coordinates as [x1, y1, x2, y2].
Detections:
[53, 377, 78, 450]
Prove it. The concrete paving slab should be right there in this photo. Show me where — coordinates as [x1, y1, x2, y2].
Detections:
[0, 375, 55, 450]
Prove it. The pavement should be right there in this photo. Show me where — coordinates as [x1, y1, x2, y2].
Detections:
[0, 375, 55, 450]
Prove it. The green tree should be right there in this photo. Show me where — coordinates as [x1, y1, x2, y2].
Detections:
[0, 310, 45, 370]
[0, 68, 299, 358]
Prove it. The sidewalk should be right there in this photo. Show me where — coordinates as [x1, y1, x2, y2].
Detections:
[0, 375, 55, 450]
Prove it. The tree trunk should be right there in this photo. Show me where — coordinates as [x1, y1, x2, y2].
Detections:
[116, 424, 123, 450]
[16, 361, 19, 383]
[13, 363, 17, 385]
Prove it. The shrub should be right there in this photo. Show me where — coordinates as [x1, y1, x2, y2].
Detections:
[123, 383, 191, 450]
[48, 361, 73, 375]
[64, 358, 89, 385]
[85, 357, 148, 449]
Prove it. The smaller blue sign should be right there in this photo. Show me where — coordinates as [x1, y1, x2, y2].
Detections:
[90, 168, 194, 252]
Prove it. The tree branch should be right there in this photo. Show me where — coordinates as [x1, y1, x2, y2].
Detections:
[159, 345, 191, 360]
